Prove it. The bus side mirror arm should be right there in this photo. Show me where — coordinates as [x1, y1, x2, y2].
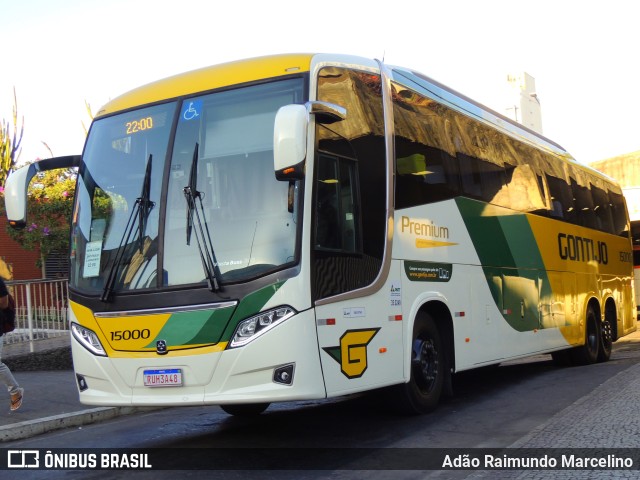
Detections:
[273, 101, 346, 181]
[308, 101, 347, 124]
[4, 155, 81, 228]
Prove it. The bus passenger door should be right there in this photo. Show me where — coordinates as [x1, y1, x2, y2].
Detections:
[314, 269, 404, 397]
[311, 151, 403, 395]
[311, 65, 401, 396]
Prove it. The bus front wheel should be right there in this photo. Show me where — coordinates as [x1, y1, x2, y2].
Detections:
[396, 314, 444, 414]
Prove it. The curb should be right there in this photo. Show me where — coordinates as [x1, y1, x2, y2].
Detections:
[0, 406, 162, 442]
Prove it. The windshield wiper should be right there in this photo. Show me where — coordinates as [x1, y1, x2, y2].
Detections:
[184, 143, 221, 292]
[101, 155, 155, 302]
[137, 157, 155, 253]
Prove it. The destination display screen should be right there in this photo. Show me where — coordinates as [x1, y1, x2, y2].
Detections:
[124, 112, 168, 135]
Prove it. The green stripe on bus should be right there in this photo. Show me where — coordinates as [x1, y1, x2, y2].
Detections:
[145, 280, 287, 347]
[144, 307, 234, 348]
[456, 197, 552, 331]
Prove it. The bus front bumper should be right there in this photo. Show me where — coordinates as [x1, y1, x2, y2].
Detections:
[71, 309, 327, 407]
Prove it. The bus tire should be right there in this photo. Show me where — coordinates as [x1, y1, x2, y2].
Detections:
[598, 317, 613, 362]
[570, 306, 600, 365]
[396, 314, 444, 414]
[221, 403, 270, 416]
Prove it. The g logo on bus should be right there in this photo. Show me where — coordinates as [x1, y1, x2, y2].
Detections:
[323, 328, 380, 379]
[156, 340, 168, 355]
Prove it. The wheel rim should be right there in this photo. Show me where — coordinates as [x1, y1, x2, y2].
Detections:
[412, 337, 439, 394]
[601, 320, 612, 349]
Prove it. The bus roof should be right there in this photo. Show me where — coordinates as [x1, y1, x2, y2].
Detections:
[94, 53, 612, 187]
[96, 53, 315, 117]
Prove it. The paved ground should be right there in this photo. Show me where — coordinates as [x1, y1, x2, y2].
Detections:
[0, 335, 158, 442]
[2, 331, 640, 478]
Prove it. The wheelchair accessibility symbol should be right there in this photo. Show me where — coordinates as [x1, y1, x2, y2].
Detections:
[181, 100, 202, 121]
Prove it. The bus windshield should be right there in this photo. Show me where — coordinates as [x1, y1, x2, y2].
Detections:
[70, 78, 304, 295]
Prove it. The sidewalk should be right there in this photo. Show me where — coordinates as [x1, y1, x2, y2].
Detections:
[0, 335, 156, 442]
[469, 332, 640, 478]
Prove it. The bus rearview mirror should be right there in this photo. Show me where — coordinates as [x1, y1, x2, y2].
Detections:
[4, 155, 81, 228]
[274, 104, 308, 180]
[273, 101, 347, 181]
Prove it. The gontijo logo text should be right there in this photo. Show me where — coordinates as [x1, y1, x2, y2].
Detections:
[557, 233, 608, 265]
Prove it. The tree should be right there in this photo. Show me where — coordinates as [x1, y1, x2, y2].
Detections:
[1, 94, 93, 271]
[2, 169, 76, 267]
[0, 88, 24, 187]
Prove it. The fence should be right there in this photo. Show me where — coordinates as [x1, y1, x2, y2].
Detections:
[4, 278, 69, 352]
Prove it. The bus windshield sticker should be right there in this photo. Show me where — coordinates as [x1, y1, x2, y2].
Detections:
[343, 307, 365, 318]
[390, 282, 401, 306]
[180, 100, 202, 122]
[83, 241, 102, 278]
[404, 261, 452, 282]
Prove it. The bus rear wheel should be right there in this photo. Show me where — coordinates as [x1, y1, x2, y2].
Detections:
[598, 301, 616, 363]
[598, 318, 613, 362]
[396, 314, 444, 414]
[221, 403, 270, 416]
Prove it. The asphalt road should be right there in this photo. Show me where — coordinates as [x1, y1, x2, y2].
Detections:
[5, 335, 640, 480]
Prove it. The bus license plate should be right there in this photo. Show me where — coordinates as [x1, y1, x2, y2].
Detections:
[143, 369, 183, 387]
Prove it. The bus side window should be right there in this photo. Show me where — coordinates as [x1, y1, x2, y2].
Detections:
[458, 154, 511, 208]
[505, 164, 547, 213]
[571, 179, 598, 229]
[546, 174, 574, 221]
[591, 184, 614, 234]
[315, 153, 359, 252]
[610, 190, 630, 236]
[314, 67, 385, 299]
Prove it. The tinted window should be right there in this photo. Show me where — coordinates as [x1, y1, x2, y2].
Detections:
[314, 67, 386, 299]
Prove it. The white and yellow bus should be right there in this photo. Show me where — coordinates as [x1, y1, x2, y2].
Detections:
[5, 54, 636, 415]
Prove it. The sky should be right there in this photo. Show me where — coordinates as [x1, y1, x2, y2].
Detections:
[1, 0, 638, 167]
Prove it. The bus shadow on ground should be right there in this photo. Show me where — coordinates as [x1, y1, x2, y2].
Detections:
[147, 356, 563, 449]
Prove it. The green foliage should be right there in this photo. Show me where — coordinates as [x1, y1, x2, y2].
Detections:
[0, 88, 24, 187]
[2, 90, 96, 268]
[2, 169, 76, 265]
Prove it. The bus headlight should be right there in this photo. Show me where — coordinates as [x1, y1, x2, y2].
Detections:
[71, 322, 107, 356]
[230, 306, 296, 348]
